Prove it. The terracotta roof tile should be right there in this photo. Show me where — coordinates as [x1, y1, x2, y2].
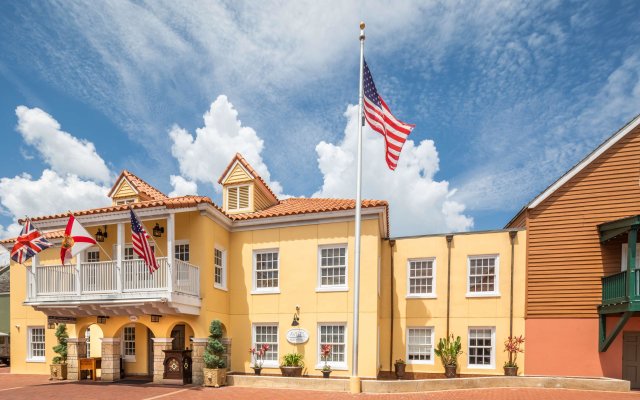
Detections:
[0, 229, 65, 245]
[217, 153, 278, 201]
[107, 170, 168, 201]
[230, 198, 388, 220]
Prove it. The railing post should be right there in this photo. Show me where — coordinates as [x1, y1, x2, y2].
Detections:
[167, 213, 175, 293]
[76, 251, 83, 295]
[28, 254, 39, 299]
[628, 226, 638, 299]
[117, 222, 124, 293]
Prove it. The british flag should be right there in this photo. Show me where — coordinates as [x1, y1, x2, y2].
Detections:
[10, 219, 53, 264]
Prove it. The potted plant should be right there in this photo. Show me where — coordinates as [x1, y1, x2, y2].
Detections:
[50, 323, 68, 380]
[320, 344, 332, 378]
[249, 344, 269, 375]
[503, 335, 525, 376]
[203, 320, 227, 387]
[434, 334, 462, 378]
[280, 352, 304, 377]
[394, 358, 406, 379]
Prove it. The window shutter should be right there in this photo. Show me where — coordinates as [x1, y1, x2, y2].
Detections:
[239, 185, 250, 209]
[228, 187, 238, 210]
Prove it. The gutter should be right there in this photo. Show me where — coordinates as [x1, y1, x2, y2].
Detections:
[388, 239, 396, 371]
[509, 231, 517, 337]
[446, 234, 453, 335]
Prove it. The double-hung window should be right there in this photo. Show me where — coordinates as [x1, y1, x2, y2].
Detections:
[253, 250, 279, 293]
[27, 327, 45, 362]
[468, 327, 495, 368]
[85, 329, 91, 358]
[175, 241, 190, 281]
[253, 324, 278, 367]
[318, 323, 347, 370]
[407, 258, 436, 298]
[86, 249, 100, 263]
[317, 245, 347, 291]
[407, 327, 434, 364]
[214, 247, 227, 289]
[123, 326, 136, 360]
[467, 255, 500, 297]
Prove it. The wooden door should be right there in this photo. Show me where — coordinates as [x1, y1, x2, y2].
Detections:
[171, 325, 185, 350]
[623, 332, 640, 388]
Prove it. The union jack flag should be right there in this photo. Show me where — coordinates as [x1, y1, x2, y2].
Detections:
[10, 219, 53, 264]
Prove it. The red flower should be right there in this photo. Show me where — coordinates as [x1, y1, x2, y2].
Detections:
[261, 344, 270, 352]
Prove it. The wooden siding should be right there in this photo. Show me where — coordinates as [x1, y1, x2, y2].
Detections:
[254, 185, 275, 211]
[224, 164, 252, 185]
[519, 125, 640, 318]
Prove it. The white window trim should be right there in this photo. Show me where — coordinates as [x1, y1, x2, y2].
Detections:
[466, 254, 501, 298]
[122, 324, 136, 362]
[27, 326, 45, 362]
[115, 197, 137, 205]
[406, 326, 435, 365]
[406, 257, 437, 299]
[214, 245, 228, 291]
[226, 184, 252, 212]
[252, 323, 279, 368]
[251, 249, 280, 294]
[316, 322, 348, 371]
[85, 247, 100, 263]
[174, 240, 190, 260]
[316, 244, 349, 291]
[467, 326, 496, 369]
[621, 243, 640, 271]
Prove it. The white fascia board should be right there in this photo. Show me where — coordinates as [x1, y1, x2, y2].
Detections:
[528, 114, 640, 209]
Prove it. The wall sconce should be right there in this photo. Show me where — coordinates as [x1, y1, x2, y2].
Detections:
[97, 316, 108, 324]
[95, 225, 108, 242]
[153, 223, 165, 238]
[48, 322, 56, 329]
[151, 315, 161, 323]
[291, 306, 300, 326]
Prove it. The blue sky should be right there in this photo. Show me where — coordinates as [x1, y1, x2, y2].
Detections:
[0, 1, 639, 241]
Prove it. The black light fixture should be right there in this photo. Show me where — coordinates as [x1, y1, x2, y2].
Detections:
[291, 306, 300, 326]
[153, 223, 165, 238]
[150, 315, 161, 323]
[95, 225, 108, 242]
[97, 316, 108, 324]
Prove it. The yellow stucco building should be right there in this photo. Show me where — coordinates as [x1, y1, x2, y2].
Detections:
[2, 154, 525, 383]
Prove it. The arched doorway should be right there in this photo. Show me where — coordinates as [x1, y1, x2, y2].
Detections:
[114, 322, 155, 381]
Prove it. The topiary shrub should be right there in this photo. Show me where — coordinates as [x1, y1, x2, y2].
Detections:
[203, 320, 226, 369]
[52, 323, 68, 364]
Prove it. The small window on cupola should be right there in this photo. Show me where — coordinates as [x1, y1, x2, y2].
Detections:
[227, 185, 251, 211]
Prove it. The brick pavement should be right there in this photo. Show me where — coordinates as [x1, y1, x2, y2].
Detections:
[1, 370, 639, 400]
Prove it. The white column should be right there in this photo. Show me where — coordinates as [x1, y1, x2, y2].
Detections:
[167, 213, 175, 293]
[117, 222, 124, 292]
[28, 254, 39, 299]
[76, 251, 83, 295]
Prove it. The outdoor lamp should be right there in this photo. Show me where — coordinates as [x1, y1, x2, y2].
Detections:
[97, 316, 108, 324]
[291, 305, 300, 326]
[153, 223, 164, 238]
[95, 225, 108, 242]
[151, 315, 161, 323]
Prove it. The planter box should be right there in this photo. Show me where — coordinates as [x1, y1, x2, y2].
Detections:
[50, 364, 67, 380]
[280, 366, 303, 377]
[203, 368, 226, 387]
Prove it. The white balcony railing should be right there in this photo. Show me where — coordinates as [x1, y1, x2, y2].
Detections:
[29, 257, 200, 300]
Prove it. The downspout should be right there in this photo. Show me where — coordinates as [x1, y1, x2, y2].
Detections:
[509, 231, 517, 337]
[446, 235, 453, 336]
[389, 239, 396, 372]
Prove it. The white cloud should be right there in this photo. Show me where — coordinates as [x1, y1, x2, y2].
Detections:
[170, 95, 285, 196]
[169, 175, 198, 197]
[15, 106, 111, 183]
[314, 105, 472, 235]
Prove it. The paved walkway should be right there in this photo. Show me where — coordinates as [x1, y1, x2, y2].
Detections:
[1, 371, 639, 399]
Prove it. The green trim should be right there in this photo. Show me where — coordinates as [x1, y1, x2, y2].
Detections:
[599, 311, 632, 352]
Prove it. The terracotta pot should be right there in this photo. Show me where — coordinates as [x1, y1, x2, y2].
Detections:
[504, 366, 518, 376]
[203, 367, 226, 387]
[444, 364, 457, 378]
[322, 370, 331, 378]
[394, 362, 406, 379]
[280, 366, 303, 377]
[253, 367, 262, 375]
[49, 364, 67, 380]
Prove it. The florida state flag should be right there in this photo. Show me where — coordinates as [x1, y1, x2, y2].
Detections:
[60, 214, 97, 264]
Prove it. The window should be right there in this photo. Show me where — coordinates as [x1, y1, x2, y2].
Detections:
[123, 326, 136, 358]
[115, 198, 136, 205]
[214, 247, 227, 289]
[407, 327, 434, 364]
[86, 250, 100, 263]
[175, 242, 190, 262]
[253, 250, 279, 293]
[85, 329, 91, 358]
[467, 255, 499, 296]
[318, 245, 347, 290]
[124, 247, 135, 261]
[28, 327, 45, 361]
[253, 324, 278, 367]
[407, 258, 436, 297]
[318, 324, 347, 369]
[227, 185, 250, 211]
[468, 327, 495, 368]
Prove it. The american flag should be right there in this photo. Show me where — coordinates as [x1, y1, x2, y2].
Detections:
[10, 219, 53, 264]
[129, 210, 158, 273]
[363, 59, 415, 170]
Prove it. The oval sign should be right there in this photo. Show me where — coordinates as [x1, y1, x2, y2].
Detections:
[286, 328, 309, 344]
[129, 315, 138, 322]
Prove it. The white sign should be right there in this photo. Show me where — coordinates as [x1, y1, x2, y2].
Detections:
[129, 315, 138, 322]
[286, 328, 309, 344]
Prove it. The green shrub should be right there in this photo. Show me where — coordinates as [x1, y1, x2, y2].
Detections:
[52, 324, 68, 364]
[434, 334, 462, 367]
[281, 352, 304, 367]
[203, 320, 226, 369]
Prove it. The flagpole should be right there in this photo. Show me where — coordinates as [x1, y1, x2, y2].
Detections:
[351, 21, 365, 387]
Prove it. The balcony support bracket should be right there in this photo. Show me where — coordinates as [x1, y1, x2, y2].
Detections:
[599, 311, 631, 352]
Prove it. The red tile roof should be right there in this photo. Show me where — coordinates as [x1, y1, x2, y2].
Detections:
[230, 198, 388, 220]
[107, 170, 168, 201]
[0, 229, 65, 244]
[217, 153, 278, 201]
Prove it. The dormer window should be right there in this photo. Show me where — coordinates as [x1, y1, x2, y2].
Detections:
[115, 198, 137, 206]
[227, 185, 250, 211]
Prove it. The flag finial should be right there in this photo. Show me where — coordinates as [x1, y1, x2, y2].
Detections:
[360, 21, 365, 30]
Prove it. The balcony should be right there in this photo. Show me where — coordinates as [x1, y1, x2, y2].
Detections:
[25, 257, 201, 316]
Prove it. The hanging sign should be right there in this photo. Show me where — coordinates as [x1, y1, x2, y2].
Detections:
[47, 316, 77, 325]
[286, 328, 309, 344]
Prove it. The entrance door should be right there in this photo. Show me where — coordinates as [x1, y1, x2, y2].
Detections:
[171, 325, 185, 350]
[147, 328, 155, 376]
[623, 332, 640, 388]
